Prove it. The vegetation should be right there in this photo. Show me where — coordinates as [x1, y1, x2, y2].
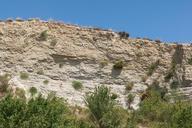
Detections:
[15, 87, 26, 99]
[100, 59, 108, 68]
[39, 30, 48, 41]
[127, 94, 134, 109]
[164, 62, 176, 82]
[37, 69, 44, 75]
[20, 72, 29, 80]
[0, 94, 91, 128]
[72, 80, 83, 90]
[118, 31, 129, 39]
[147, 60, 160, 76]
[111, 93, 118, 100]
[0, 82, 191, 127]
[188, 57, 192, 65]
[50, 39, 57, 46]
[125, 82, 134, 91]
[0, 74, 10, 93]
[29, 87, 38, 96]
[113, 60, 124, 70]
[43, 80, 49, 85]
[85, 85, 129, 128]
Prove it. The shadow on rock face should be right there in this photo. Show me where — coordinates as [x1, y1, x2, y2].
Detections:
[111, 68, 122, 77]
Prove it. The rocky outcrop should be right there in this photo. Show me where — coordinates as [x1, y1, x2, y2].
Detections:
[0, 19, 192, 109]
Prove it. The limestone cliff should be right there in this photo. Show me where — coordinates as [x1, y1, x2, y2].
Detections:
[0, 19, 192, 109]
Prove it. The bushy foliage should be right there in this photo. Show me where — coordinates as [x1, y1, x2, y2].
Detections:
[0, 94, 91, 128]
[85, 86, 130, 128]
[147, 60, 160, 76]
[0, 74, 10, 93]
[72, 80, 83, 90]
[137, 84, 192, 128]
[39, 30, 48, 41]
[29, 87, 37, 96]
[20, 72, 29, 80]
[118, 31, 129, 39]
[113, 60, 124, 70]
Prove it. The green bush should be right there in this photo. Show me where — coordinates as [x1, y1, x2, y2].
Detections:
[113, 60, 124, 70]
[39, 30, 48, 41]
[37, 69, 44, 75]
[85, 86, 129, 128]
[0, 94, 91, 128]
[147, 60, 160, 76]
[0, 74, 10, 93]
[72, 80, 83, 90]
[43, 80, 49, 85]
[15, 87, 26, 99]
[170, 80, 179, 89]
[20, 72, 29, 80]
[118, 31, 129, 39]
[127, 94, 134, 109]
[188, 58, 192, 65]
[125, 82, 134, 91]
[29, 87, 37, 96]
[111, 93, 118, 99]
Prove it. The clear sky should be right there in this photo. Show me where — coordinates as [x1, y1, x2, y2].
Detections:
[0, 0, 191, 43]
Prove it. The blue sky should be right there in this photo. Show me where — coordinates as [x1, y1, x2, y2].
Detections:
[0, 0, 191, 43]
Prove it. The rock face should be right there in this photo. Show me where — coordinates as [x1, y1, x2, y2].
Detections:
[0, 19, 192, 109]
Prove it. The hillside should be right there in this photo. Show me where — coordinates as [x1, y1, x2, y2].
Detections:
[0, 19, 192, 109]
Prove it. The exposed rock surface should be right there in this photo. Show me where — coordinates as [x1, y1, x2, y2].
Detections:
[0, 19, 192, 109]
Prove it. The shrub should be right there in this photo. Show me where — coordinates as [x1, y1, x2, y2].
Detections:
[37, 69, 44, 75]
[50, 39, 57, 46]
[188, 58, 192, 65]
[118, 31, 129, 39]
[164, 62, 176, 82]
[111, 93, 118, 99]
[100, 59, 108, 68]
[155, 39, 161, 43]
[125, 82, 134, 91]
[0, 94, 77, 128]
[141, 75, 148, 82]
[72, 80, 83, 90]
[170, 80, 179, 89]
[39, 30, 48, 41]
[127, 94, 134, 109]
[0, 74, 10, 93]
[147, 60, 160, 76]
[85, 86, 128, 128]
[113, 60, 124, 70]
[15, 87, 26, 99]
[29, 87, 37, 96]
[43, 80, 49, 85]
[20, 72, 29, 80]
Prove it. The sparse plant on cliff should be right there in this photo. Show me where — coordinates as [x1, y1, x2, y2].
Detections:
[147, 60, 160, 76]
[39, 30, 48, 41]
[125, 82, 134, 92]
[127, 94, 134, 109]
[43, 80, 49, 85]
[0, 74, 10, 93]
[29, 87, 37, 96]
[100, 59, 108, 68]
[188, 57, 192, 65]
[37, 69, 44, 75]
[113, 60, 124, 70]
[164, 62, 176, 82]
[20, 72, 29, 80]
[72, 80, 83, 90]
[15, 87, 26, 99]
[50, 39, 57, 46]
[118, 31, 129, 39]
[111, 93, 118, 99]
